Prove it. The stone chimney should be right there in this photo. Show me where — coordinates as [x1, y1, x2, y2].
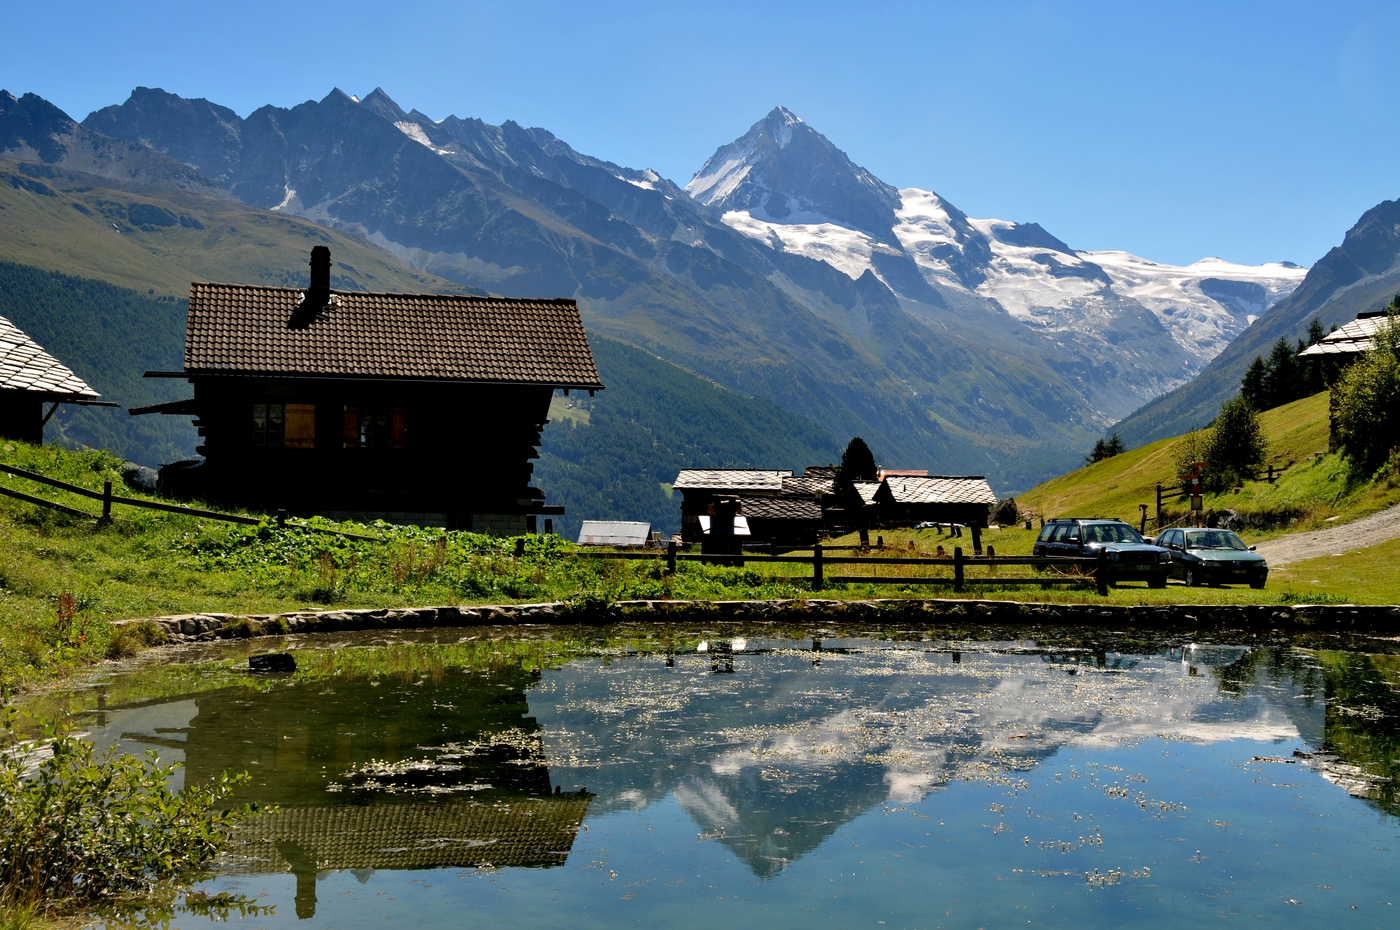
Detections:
[291, 246, 333, 327]
[308, 246, 331, 303]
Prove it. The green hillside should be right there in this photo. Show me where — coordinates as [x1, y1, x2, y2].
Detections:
[998, 391, 1400, 547]
[0, 158, 474, 297]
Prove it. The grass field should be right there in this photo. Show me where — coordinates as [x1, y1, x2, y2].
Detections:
[6, 388, 1400, 700]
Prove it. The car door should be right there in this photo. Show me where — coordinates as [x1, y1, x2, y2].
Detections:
[1160, 530, 1182, 578]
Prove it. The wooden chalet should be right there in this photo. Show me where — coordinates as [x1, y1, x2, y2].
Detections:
[134, 247, 603, 531]
[0, 315, 115, 443]
[673, 465, 997, 543]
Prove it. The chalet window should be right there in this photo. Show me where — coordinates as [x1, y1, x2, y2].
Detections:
[252, 403, 315, 448]
[342, 405, 407, 449]
[252, 403, 284, 446]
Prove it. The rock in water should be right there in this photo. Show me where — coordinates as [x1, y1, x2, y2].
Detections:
[249, 653, 296, 672]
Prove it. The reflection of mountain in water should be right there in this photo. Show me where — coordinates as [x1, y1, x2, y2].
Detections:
[90, 664, 589, 918]
[531, 640, 1308, 877]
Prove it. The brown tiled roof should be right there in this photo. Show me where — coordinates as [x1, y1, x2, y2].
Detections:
[673, 469, 792, 492]
[883, 475, 997, 506]
[183, 284, 603, 387]
[740, 496, 822, 521]
[0, 315, 100, 399]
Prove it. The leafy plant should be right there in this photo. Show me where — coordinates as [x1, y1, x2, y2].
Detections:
[0, 710, 261, 914]
[1203, 396, 1267, 491]
[1332, 308, 1400, 475]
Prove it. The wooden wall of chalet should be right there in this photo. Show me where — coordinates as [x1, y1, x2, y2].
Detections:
[0, 390, 42, 444]
[161, 377, 554, 530]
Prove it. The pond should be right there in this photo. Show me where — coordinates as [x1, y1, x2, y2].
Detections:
[45, 624, 1400, 928]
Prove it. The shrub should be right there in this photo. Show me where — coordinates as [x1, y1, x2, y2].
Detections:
[1332, 309, 1400, 475]
[0, 711, 259, 913]
[1203, 397, 1267, 491]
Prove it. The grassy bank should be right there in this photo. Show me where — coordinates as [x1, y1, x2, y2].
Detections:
[5, 433, 1400, 698]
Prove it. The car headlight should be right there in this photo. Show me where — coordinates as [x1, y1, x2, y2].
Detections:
[1107, 551, 1121, 561]
[1158, 551, 1171, 563]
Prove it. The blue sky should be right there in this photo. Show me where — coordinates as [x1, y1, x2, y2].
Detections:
[6, 0, 1399, 267]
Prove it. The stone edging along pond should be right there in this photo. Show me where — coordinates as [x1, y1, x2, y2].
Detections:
[110, 598, 1400, 644]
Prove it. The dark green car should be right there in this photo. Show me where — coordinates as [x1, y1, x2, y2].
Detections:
[1154, 528, 1268, 588]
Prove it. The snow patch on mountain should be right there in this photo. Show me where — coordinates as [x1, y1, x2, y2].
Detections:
[1083, 251, 1306, 357]
[722, 210, 882, 280]
[687, 156, 750, 202]
[393, 120, 451, 155]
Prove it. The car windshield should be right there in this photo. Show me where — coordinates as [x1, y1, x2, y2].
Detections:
[1084, 524, 1144, 544]
[1184, 530, 1247, 550]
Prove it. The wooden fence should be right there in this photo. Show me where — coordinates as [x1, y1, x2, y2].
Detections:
[0, 463, 381, 541]
[575, 542, 1114, 595]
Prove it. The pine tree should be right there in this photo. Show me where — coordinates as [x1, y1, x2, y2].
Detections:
[839, 436, 878, 482]
[1241, 356, 1269, 409]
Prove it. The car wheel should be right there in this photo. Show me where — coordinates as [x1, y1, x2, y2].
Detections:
[1185, 568, 1199, 587]
[1250, 578, 1265, 590]
[1148, 576, 1167, 589]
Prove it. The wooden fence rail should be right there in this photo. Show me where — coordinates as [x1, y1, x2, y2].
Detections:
[0, 463, 381, 541]
[573, 543, 1112, 595]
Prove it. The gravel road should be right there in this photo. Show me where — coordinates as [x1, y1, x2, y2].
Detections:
[1253, 504, 1400, 566]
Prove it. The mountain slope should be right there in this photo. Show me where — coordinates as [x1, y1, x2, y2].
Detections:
[0, 91, 473, 298]
[1113, 198, 1400, 445]
[84, 87, 1118, 490]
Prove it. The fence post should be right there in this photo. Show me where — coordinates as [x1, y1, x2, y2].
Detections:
[970, 525, 982, 555]
[667, 540, 677, 574]
[100, 480, 112, 525]
[953, 547, 964, 593]
[812, 543, 824, 592]
[514, 538, 526, 559]
[1155, 484, 1164, 530]
[277, 509, 287, 529]
[1096, 548, 1109, 596]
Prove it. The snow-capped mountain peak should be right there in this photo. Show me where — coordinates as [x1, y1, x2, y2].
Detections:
[687, 106, 902, 242]
[687, 108, 1309, 398]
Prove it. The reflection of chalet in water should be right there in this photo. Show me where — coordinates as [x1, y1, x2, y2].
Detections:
[135, 247, 603, 531]
[102, 659, 590, 919]
[0, 315, 114, 442]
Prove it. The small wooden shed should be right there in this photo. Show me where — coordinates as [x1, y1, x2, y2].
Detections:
[0, 315, 113, 443]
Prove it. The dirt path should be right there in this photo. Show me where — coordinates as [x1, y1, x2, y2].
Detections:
[1253, 504, 1400, 566]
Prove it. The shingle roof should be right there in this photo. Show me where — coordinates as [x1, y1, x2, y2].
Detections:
[883, 475, 997, 506]
[183, 284, 603, 387]
[672, 469, 792, 492]
[740, 496, 823, 521]
[851, 481, 882, 505]
[782, 475, 835, 497]
[0, 315, 100, 399]
[1298, 312, 1394, 357]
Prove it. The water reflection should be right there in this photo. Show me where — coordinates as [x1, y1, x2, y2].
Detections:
[57, 627, 1400, 927]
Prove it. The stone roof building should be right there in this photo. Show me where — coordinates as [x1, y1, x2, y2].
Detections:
[0, 314, 112, 443]
[136, 247, 602, 531]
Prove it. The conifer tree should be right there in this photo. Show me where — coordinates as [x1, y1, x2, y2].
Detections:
[839, 436, 878, 482]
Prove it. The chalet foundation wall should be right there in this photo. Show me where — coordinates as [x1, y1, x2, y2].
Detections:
[115, 598, 1400, 645]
